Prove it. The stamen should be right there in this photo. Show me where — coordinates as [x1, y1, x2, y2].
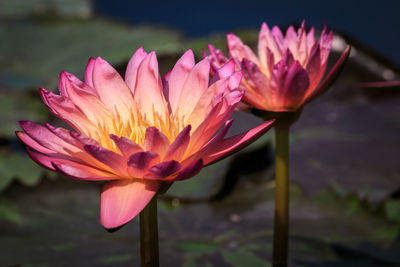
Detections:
[90, 104, 185, 152]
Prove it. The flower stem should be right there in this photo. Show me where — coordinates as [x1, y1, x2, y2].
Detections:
[273, 124, 290, 267]
[140, 195, 159, 267]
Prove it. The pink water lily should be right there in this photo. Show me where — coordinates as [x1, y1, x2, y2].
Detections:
[205, 21, 350, 112]
[17, 48, 274, 230]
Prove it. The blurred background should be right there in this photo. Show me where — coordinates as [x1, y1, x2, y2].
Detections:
[1, 0, 400, 266]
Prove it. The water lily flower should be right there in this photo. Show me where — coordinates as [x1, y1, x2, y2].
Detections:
[17, 48, 274, 230]
[204, 21, 350, 112]
[205, 22, 351, 265]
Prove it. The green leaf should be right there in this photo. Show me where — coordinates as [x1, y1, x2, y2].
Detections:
[0, 91, 49, 138]
[385, 199, 400, 223]
[98, 254, 132, 264]
[0, 199, 22, 224]
[0, 19, 182, 91]
[0, 0, 92, 19]
[222, 249, 270, 267]
[176, 240, 221, 254]
[0, 151, 43, 191]
[182, 254, 200, 267]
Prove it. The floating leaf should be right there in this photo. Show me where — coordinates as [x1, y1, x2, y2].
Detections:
[0, 91, 49, 138]
[0, 19, 183, 91]
[0, 0, 92, 19]
[222, 249, 270, 267]
[384, 199, 400, 223]
[98, 254, 132, 264]
[0, 199, 22, 224]
[176, 240, 221, 254]
[0, 150, 44, 191]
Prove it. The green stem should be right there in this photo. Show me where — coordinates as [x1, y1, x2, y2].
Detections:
[140, 195, 159, 267]
[273, 124, 290, 267]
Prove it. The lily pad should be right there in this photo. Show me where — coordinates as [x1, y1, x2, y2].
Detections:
[0, 19, 183, 91]
[0, 90, 50, 138]
[0, 0, 91, 19]
[0, 149, 47, 191]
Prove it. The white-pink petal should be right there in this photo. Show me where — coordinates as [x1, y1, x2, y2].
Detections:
[100, 179, 161, 229]
[125, 47, 148, 94]
[92, 57, 135, 120]
[134, 52, 167, 121]
[166, 49, 195, 113]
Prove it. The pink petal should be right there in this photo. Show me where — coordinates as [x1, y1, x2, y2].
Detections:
[187, 99, 224, 154]
[203, 120, 275, 165]
[20, 120, 78, 154]
[45, 123, 99, 149]
[58, 71, 69, 97]
[268, 57, 309, 110]
[148, 160, 181, 179]
[177, 57, 210, 117]
[44, 123, 109, 168]
[143, 127, 170, 157]
[186, 118, 234, 165]
[39, 88, 94, 134]
[241, 88, 269, 110]
[265, 47, 276, 74]
[212, 90, 244, 126]
[163, 68, 171, 83]
[25, 148, 74, 171]
[359, 80, 400, 88]
[165, 50, 195, 113]
[305, 44, 323, 90]
[282, 49, 295, 66]
[84, 145, 127, 175]
[319, 27, 333, 65]
[188, 71, 242, 128]
[241, 58, 269, 99]
[84, 57, 96, 91]
[53, 161, 119, 181]
[100, 179, 161, 229]
[92, 57, 134, 119]
[110, 134, 143, 157]
[172, 158, 203, 181]
[258, 22, 281, 68]
[58, 71, 113, 124]
[128, 151, 159, 170]
[134, 52, 167, 121]
[70, 130, 101, 148]
[164, 125, 191, 161]
[305, 45, 351, 104]
[209, 59, 235, 85]
[285, 26, 298, 54]
[227, 33, 259, 66]
[296, 21, 308, 64]
[207, 44, 229, 74]
[26, 148, 112, 182]
[16, 131, 54, 154]
[46, 125, 103, 168]
[272, 26, 284, 48]
[306, 27, 316, 55]
[21, 121, 109, 169]
[125, 47, 148, 94]
[282, 61, 310, 108]
[189, 90, 244, 153]
[268, 60, 289, 109]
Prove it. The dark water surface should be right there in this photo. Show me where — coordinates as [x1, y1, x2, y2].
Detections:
[95, 0, 400, 66]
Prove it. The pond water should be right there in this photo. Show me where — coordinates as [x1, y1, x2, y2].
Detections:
[95, 0, 400, 66]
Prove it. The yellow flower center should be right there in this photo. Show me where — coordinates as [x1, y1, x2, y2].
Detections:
[89, 106, 185, 152]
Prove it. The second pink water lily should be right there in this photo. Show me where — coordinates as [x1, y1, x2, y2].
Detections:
[17, 48, 274, 230]
[205, 21, 350, 112]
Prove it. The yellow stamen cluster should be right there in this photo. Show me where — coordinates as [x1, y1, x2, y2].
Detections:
[88, 105, 185, 152]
